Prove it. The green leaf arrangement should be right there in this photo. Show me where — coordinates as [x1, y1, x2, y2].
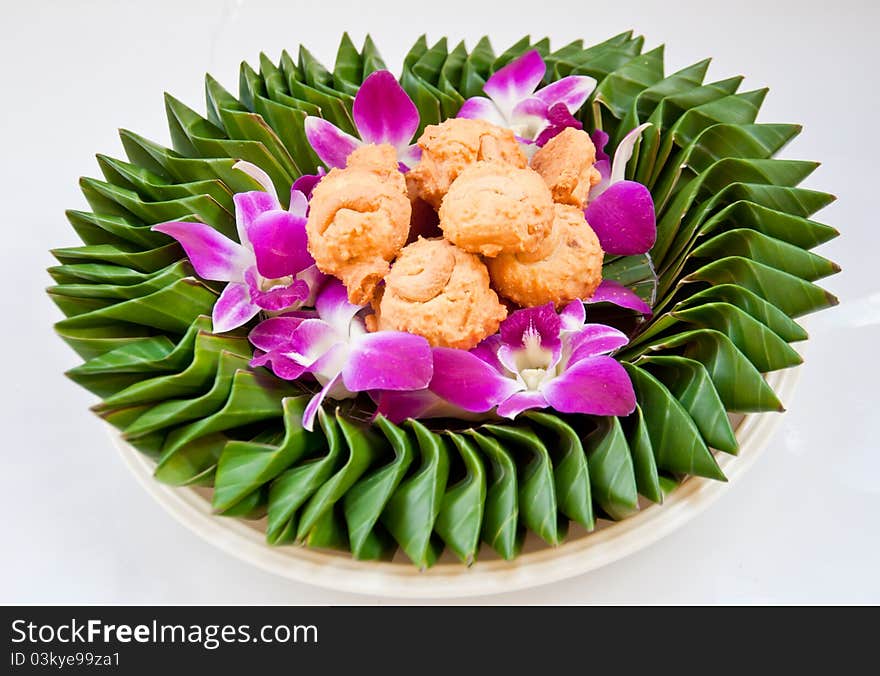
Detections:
[50, 32, 839, 567]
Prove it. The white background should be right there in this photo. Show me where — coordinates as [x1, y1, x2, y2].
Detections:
[2, 0, 877, 603]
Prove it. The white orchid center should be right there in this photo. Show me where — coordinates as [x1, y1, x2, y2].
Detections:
[510, 323, 557, 391]
[258, 274, 293, 292]
[509, 114, 547, 144]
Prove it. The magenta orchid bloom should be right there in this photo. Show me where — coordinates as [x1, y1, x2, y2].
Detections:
[304, 70, 421, 170]
[378, 302, 636, 422]
[152, 161, 320, 333]
[457, 49, 596, 147]
[249, 279, 433, 431]
[584, 123, 656, 256]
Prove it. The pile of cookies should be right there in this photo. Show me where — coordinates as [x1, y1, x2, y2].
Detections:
[306, 118, 605, 350]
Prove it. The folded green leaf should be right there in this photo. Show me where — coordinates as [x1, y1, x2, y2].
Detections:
[623, 406, 663, 503]
[484, 424, 562, 546]
[581, 417, 640, 520]
[436, 434, 486, 564]
[639, 355, 738, 454]
[343, 416, 413, 561]
[381, 420, 450, 568]
[265, 408, 341, 545]
[213, 396, 322, 513]
[625, 364, 726, 480]
[468, 430, 522, 560]
[295, 412, 384, 542]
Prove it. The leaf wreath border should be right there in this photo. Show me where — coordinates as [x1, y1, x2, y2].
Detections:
[50, 32, 839, 566]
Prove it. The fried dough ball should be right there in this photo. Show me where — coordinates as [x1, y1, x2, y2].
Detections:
[408, 118, 527, 208]
[438, 162, 555, 257]
[530, 128, 602, 209]
[306, 144, 411, 304]
[373, 238, 507, 350]
[486, 203, 604, 308]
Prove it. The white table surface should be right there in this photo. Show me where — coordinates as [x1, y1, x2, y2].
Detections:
[2, 0, 876, 604]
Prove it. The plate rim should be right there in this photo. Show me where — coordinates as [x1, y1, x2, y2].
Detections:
[111, 364, 801, 599]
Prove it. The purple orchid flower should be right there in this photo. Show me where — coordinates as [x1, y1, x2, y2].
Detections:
[377, 302, 636, 422]
[457, 49, 596, 148]
[249, 279, 434, 431]
[304, 70, 421, 170]
[152, 161, 320, 333]
[585, 123, 657, 256]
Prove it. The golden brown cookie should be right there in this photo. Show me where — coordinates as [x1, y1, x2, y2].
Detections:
[438, 162, 555, 257]
[374, 237, 507, 350]
[530, 128, 602, 209]
[306, 144, 411, 304]
[408, 118, 527, 209]
[487, 203, 604, 308]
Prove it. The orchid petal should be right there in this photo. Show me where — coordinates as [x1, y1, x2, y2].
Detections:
[245, 269, 309, 312]
[250, 350, 308, 380]
[511, 96, 549, 118]
[296, 264, 328, 306]
[559, 300, 586, 330]
[247, 209, 313, 279]
[304, 116, 363, 169]
[343, 331, 433, 392]
[398, 144, 422, 171]
[586, 279, 653, 316]
[470, 334, 505, 373]
[568, 323, 630, 362]
[534, 102, 583, 146]
[429, 348, 521, 413]
[584, 180, 656, 255]
[212, 282, 260, 333]
[591, 129, 610, 163]
[315, 279, 362, 335]
[248, 315, 309, 352]
[484, 50, 546, 115]
[308, 342, 350, 385]
[610, 122, 652, 186]
[291, 169, 325, 202]
[302, 374, 341, 432]
[500, 303, 562, 354]
[373, 389, 484, 424]
[287, 318, 341, 367]
[497, 390, 549, 419]
[373, 390, 434, 422]
[456, 96, 507, 127]
[590, 159, 612, 197]
[510, 97, 551, 141]
[534, 75, 596, 113]
[233, 191, 281, 247]
[352, 70, 420, 148]
[292, 265, 326, 306]
[251, 282, 310, 313]
[542, 356, 636, 416]
[233, 160, 279, 203]
[495, 345, 521, 375]
[152, 221, 250, 282]
[288, 189, 309, 218]
[588, 128, 613, 199]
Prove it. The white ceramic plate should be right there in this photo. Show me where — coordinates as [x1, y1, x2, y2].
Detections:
[112, 365, 800, 599]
